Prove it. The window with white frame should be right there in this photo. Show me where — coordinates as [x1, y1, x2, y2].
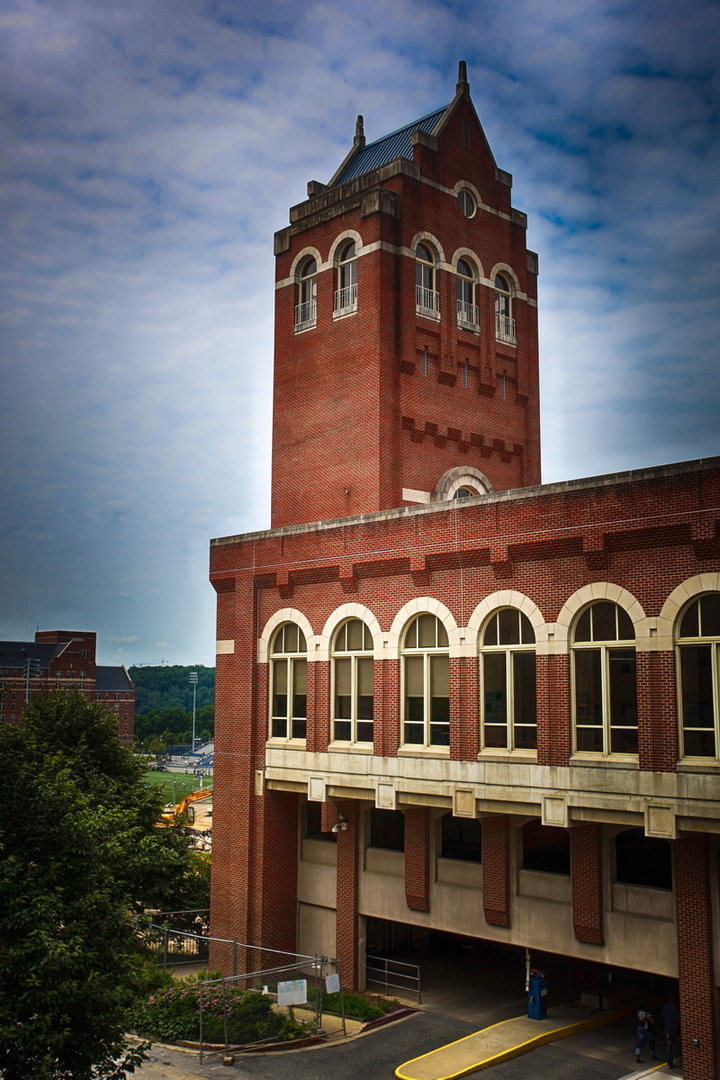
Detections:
[295, 257, 317, 330]
[333, 618, 373, 744]
[403, 613, 449, 746]
[270, 622, 307, 740]
[415, 243, 439, 317]
[677, 592, 720, 758]
[456, 258, 479, 330]
[334, 240, 357, 316]
[482, 609, 536, 750]
[456, 188, 476, 217]
[494, 273, 516, 344]
[573, 601, 637, 754]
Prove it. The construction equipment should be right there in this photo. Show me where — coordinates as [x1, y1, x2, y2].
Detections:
[157, 786, 213, 828]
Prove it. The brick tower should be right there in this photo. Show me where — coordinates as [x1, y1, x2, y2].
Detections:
[271, 61, 540, 528]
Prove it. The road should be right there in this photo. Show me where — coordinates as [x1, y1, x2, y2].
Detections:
[133, 1011, 630, 1080]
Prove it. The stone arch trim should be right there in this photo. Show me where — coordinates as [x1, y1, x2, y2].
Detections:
[452, 178, 482, 208]
[328, 229, 364, 264]
[451, 246, 484, 280]
[410, 230, 447, 266]
[257, 608, 317, 664]
[489, 261, 521, 291]
[659, 572, 720, 649]
[318, 603, 383, 661]
[388, 597, 460, 658]
[432, 465, 492, 502]
[289, 245, 325, 278]
[466, 591, 548, 651]
[553, 583, 648, 651]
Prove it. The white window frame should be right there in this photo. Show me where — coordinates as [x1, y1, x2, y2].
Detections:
[402, 613, 449, 747]
[295, 257, 317, 331]
[481, 609, 536, 751]
[494, 273, 516, 344]
[334, 240, 358, 317]
[332, 618, 374, 744]
[456, 258, 479, 330]
[269, 623, 308, 741]
[676, 594, 720, 759]
[572, 602, 637, 756]
[416, 243, 439, 318]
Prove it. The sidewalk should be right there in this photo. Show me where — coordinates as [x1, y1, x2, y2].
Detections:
[395, 1004, 681, 1080]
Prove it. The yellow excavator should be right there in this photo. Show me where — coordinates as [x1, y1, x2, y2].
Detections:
[157, 786, 213, 828]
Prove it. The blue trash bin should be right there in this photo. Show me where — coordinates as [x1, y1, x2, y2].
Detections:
[527, 971, 548, 1019]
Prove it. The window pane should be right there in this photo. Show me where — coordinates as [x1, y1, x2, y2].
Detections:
[498, 608, 519, 644]
[346, 618, 363, 650]
[617, 607, 634, 640]
[609, 648, 637, 731]
[592, 602, 616, 641]
[357, 657, 373, 707]
[404, 722, 424, 743]
[484, 653, 506, 727]
[575, 650, 602, 725]
[684, 728, 716, 757]
[418, 614, 436, 647]
[681, 645, 714, 727]
[680, 599, 699, 638]
[334, 720, 351, 741]
[430, 722, 450, 745]
[430, 653, 449, 696]
[519, 612, 535, 644]
[576, 726, 603, 752]
[483, 614, 499, 646]
[700, 593, 720, 636]
[357, 720, 373, 742]
[406, 655, 423, 695]
[575, 609, 591, 642]
[513, 651, 537, 737]
[335, 656, 351, 695]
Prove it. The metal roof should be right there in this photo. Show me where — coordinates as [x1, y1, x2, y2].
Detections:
[333, 106, 447, 185]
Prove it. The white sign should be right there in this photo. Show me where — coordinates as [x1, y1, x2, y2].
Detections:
[325, 973, 340, 994]
[277, 979, 307, 1005]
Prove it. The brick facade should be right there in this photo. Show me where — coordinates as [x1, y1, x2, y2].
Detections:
[210, 65, 720, 1080]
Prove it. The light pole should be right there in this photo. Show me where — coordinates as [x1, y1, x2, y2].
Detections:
[189, 671, 198, 755]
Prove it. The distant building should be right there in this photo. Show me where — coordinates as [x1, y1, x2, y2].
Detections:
[209, 63, 720, 1080]
[0, 629, 134, 744]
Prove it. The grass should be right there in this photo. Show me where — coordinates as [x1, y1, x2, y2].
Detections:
[144, 769, 213, 804]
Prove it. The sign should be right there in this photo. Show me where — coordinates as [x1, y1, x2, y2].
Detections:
[277, 979, 307, 1005]
[325, 972, 340, 994]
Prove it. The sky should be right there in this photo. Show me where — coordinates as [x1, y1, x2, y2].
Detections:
[1, 0, 719, 667]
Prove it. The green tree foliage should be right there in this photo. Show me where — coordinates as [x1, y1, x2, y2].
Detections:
[129, 665, 214, 747]
[0, 692, 207, 1079]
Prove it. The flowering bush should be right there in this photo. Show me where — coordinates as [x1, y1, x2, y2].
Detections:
[127, 974, 304, 1044]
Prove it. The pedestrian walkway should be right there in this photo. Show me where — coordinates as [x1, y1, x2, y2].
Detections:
[395, 1003, 679, 1079]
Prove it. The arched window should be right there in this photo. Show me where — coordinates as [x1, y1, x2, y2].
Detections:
[456, 258, 479, 330]
[332, 618, 373, 744]
[415, 243, 439, 317]
[295, 256, 317, 331]
[494, 273, 516, 344]
[677, 593, 720, 758]
[402, 613, 449, 747]
[334, 240, 358, 315]
[482, 609, 536, 750]
[270, 622, 307, 740]
[573, 601, 637, 755]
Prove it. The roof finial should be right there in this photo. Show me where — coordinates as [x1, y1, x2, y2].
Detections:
[456, 59, 469, 94]
[354, 114, 366, 149]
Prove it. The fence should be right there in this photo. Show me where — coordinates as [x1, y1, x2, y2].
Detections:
[365, 953, 422, 1003]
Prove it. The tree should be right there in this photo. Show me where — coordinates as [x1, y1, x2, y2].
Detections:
[0, 692, 202, 1079]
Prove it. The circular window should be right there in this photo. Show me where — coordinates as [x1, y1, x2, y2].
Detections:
[457, 189, 476, 218]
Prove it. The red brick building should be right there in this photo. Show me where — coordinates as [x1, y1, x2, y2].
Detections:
[210, 64, 720, 1079]
[0, 629, 135, 744]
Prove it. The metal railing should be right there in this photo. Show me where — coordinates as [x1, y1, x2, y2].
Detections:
[495, 312, 516, 344]
[294, 299, 317, 330]
[365, 953, 421, 1003]
[457, 299, 480, 330]
[415, 284, 439, 317]
[333, 283, 357, 315]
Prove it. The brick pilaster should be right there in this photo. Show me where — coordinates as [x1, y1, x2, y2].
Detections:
[637, 650, 678, 771]
[404, 807, 431, 911]
[675, 835, 718, 1080]
[546, 654, 571, 766]
[482, 814, 511, 927]
[335, 800, 362, 990]
[570, 823, 603, 945]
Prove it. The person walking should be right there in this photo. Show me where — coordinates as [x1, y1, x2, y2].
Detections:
[635, 1006, 657, 1063]
[660, 997, 681, 1068]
